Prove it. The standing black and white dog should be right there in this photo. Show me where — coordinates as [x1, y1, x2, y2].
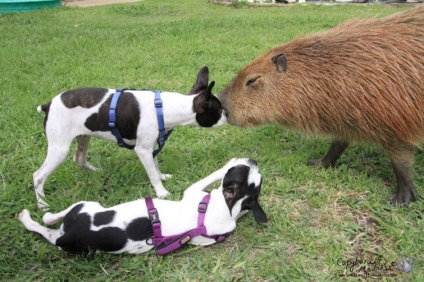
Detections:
[33, 67, 226, 208]
[20, 158, 268, 255]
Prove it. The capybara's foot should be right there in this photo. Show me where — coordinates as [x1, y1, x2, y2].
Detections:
[308, 158, 333, 168]
[390, 186, 418, 207]
[308, 158, 325, 167]
[308, 141, 349, 168]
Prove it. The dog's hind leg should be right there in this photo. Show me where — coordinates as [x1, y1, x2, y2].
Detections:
[73, 135, 96, 171]
[19, 209, 62, 245]
[33, 137, 72, 209]
[42, 202, 87, 225]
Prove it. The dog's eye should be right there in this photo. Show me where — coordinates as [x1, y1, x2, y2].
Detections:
[246, 76, 260, 87]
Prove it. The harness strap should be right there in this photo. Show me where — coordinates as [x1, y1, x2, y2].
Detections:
[108, 89, 173, 156]
[197, 195, 226, 243]
[145, 194, 227, 256]
[145, 197, 162, 238]
[108, 88, 135, 150]
[153, 90, 173, 158]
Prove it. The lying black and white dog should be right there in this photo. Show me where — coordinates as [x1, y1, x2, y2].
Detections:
[20, 158, 268, 255]
[33, 67, 226, 208]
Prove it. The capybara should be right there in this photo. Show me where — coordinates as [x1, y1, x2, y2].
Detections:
[219, 7, 424, 206]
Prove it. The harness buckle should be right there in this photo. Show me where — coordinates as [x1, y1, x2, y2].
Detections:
[108, 122, 116, 128]
[157, 135, 166, 143]
[148, 208, 160, 224]
[154, 98, 162, 108]
[198, 201, 208, 213]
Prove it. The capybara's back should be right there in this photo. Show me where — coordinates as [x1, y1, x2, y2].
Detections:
[219, 7, 424, 206]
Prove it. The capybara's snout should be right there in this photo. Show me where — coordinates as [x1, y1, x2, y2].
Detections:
[218, 88, 230, 117]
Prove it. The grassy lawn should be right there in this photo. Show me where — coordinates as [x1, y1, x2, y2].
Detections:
[1, 0, 423, 280]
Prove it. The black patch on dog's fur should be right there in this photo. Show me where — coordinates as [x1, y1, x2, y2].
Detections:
[126, 217, 153, 241]
[93, 210, 116, 227]
[194, 95, 223, 127]
[192, 82, 223, 127]
[84, 91, 140, 140]
[222, 165, 250, 212]
[62, 203, 84, 233]
[61, 88, 109, 108]
[57, 207, 127, 253]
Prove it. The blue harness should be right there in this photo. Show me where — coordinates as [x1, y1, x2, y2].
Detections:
[108, 88, 173, 157]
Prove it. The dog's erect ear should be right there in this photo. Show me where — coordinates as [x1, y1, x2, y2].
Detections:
[205, 81, 215, 101]
[188, 66, 209, 94]
[193, 81, 215, 113]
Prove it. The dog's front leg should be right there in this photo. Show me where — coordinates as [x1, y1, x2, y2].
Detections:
[184, 169, 225, 195]
[184, 158, 241, 195]
[154, 157, 171, 181]
[135, 146, 169, 197]
[184, 165, 232, 195]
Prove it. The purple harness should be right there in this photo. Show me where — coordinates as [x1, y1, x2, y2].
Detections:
[145, 195, 227, 255]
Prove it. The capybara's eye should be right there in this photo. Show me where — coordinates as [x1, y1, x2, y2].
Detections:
[246, 76, 261, 86]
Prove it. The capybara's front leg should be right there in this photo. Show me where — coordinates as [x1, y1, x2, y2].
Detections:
[309, 140, 349, 168]
[388, 145, 418, 206]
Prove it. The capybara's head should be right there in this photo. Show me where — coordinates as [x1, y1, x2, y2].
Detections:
[219, 51, 290, 127]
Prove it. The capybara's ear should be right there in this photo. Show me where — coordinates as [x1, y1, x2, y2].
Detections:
[188, 66, 209, 94]
[272, 53, 287, 73]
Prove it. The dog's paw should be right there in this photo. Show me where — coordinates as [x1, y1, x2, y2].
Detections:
[156, 189, 170, 198]
[84, 163, 97, 172]
[42, 212, 59, 225]
[160, 174, 172, 181]
[19, 209, 31, 222]
[37, 200, 49, 210]
[223, 158, 239, 169]
[73, 155, 97, 172]
[225, 158, 250, 169]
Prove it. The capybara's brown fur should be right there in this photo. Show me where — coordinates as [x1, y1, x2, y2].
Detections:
[219, 7, 424, 206]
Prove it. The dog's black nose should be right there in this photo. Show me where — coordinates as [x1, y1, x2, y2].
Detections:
[247, 159, 257, 166]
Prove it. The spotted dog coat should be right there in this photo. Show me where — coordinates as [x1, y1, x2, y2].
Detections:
[33, 67, 226, 208]
[20, 158, 268, 254]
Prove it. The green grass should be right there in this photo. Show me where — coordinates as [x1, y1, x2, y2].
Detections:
[1, 0, 423, 280]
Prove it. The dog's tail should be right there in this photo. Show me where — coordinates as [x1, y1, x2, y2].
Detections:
[37, 102, 51, 113]
[37, 101, 51, 129]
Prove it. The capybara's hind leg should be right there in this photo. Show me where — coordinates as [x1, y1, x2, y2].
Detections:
[309, 140, 349, 168]
[387, 145, 418, 206]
